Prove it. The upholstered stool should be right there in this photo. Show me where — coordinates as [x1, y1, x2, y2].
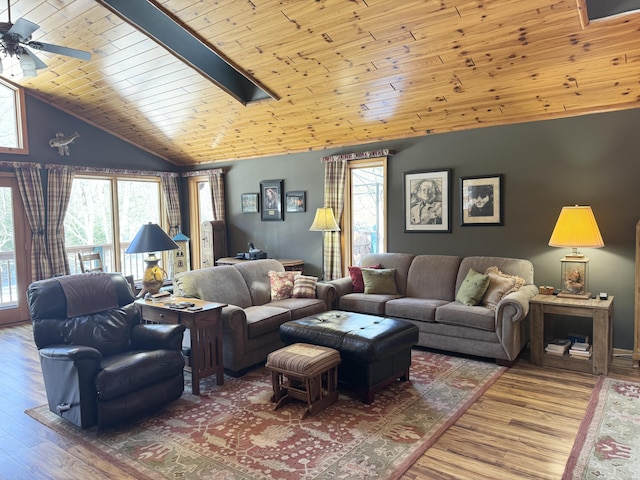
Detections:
[265, 343, 341, 418]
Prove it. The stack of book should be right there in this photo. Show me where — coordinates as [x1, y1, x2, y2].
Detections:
[545, 339, 571, 356]
[569, 342, 592, 359]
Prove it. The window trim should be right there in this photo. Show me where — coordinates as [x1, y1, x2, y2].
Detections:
[343, 157, 387, 273]
[0, 78, 29, 155]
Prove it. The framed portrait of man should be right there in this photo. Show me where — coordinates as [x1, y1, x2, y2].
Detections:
[403, 169, 451, 232]
[460, 174, 503, 226]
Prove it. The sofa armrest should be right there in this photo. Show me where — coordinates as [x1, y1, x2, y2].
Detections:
[316, 282, 337, 310]
[496, 284, 538, 323]
[39, 345, 102, 362]
[327, 277, 354, 301]
[220, 304, 249, 338]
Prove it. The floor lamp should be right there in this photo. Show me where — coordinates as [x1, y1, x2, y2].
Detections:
[309, 207, 340, 279]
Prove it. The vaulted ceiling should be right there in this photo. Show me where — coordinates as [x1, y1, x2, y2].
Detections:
[2, 0, 640, 167]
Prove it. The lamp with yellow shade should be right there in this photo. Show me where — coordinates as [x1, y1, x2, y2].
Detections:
[548, 205, 604, 299]
[309, 207, 340, 279]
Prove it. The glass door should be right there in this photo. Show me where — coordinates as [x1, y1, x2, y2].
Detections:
[0, 175, 30, 325]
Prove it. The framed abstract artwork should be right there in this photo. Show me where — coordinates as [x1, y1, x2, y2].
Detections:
[403, 169, 451, 232]
[241, 193, 259, 213]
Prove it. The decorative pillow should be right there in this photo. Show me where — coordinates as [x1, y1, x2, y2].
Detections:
[348, 264, 382, 293]
[362, 268, 398, 295]
[292, 275, 318, 298]
[482, 266, 526, 310]
[455, 268, 490, 306]
[268, 270, 302, 300]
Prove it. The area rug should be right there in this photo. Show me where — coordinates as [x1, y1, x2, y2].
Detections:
[26, 350, 505, 480]
[563, 376, 640, 479]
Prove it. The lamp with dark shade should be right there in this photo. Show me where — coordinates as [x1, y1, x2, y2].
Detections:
[126, 223, 179, 296]
[548, 205, 604, 299]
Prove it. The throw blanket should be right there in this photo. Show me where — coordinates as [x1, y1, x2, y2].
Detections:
[57, 273, 119, 317]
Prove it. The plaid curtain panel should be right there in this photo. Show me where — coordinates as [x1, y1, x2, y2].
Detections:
[46, 166, 74, 276]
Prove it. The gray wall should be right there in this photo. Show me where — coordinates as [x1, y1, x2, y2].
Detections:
[206, 108, 640, 351]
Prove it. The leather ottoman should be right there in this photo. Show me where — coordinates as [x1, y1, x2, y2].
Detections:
[279, 310, 419, 404]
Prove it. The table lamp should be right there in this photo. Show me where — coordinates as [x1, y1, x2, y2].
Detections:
[309, 207, 340, 279]
[126, 222, 179, 296]
[548, 205, 604, 299]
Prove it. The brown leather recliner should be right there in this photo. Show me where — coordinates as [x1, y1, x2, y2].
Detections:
[28, 272, 186, 429]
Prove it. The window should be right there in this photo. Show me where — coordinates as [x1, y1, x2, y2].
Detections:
[344, 158, 387, 268]
[64, 175, 163, 279]
[188, 176, 213, 269]
[0, 78, 28, 154]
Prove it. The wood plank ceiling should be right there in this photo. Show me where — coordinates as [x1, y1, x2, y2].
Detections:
[2, 0, 640, 166]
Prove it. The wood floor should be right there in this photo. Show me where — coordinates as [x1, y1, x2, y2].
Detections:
[1, 321, 638, 480]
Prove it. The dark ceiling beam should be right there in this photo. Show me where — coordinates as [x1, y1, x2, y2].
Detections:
[96, 0, 277, 105]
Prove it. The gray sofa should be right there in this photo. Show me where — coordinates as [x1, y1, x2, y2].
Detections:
[328, 253, 537, 365]
[174, 259, 335, 376]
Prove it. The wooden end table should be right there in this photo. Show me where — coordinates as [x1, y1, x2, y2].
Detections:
[136, 296, 227, 394]
[216, 257, 304, 272]
[530, 294, 614, 375]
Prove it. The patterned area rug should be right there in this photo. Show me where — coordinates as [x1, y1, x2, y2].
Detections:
[26, 350, 505, 480]
[563, 376, 640, 479]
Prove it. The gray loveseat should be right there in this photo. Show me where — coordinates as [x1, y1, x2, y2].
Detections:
[174, 259, 335, 376]
[328, 253, 537, 365]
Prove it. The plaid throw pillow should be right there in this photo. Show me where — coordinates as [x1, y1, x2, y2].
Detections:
[292, 275, 318, 298]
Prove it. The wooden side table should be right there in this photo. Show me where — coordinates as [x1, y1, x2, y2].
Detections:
[137, 297, 227, 394]
[530, 294, 614, 375]
[216, 257, 304, 272]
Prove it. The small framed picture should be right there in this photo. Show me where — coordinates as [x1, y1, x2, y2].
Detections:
[404, 169, 451, 232]
[241, 193, 259, 213]
[260, 179, 284, 221]
[460, 174, 503, 226]
[286, 191, 306, 213]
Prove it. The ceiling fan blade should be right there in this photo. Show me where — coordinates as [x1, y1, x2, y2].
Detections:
[21, 46, 48, 69]
[27, 41, 91, 61]
[8, 18, 39, 40]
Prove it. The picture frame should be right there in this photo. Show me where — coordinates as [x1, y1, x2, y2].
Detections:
[260, 179, 284, 221]
[460, 174, 503, 226]
[241, 193, 259, 213]
[285, 191, 306, 213]
[404, 169, 451, 232]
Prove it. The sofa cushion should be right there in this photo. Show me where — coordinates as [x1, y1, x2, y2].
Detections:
[362, 268, 398, 295]
[348, 264, 382, 293]
[455, 268, 490, 306]
[482, 266, 525, 310]
[385, 297, 449, 322]
[270, 297, 327, 320]
[174, 266, 252, 308]
[339, 293, 397, 316]
[244, 305, 291, 338]
[268, 270, 302, 300]
[435, 302, 496, 331]
[292, 275, 318, 298]
[235, 259, 285, 306]
[405, 255, 462, 301]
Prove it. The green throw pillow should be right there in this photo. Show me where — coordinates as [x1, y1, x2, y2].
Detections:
[456, 268, 490, 306]
[362, 268, 398, 294]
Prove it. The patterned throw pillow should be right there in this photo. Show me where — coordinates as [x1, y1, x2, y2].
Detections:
[268, 270, 301, 300]
[481, 266, 526, 310]
[348, 264, 382, 293]
[292, 275, 318, 298]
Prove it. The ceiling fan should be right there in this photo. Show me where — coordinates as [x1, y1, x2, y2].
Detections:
[0, 0, 91, 77]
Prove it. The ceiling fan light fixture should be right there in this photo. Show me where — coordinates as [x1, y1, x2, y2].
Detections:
[18, 50, 36, 77]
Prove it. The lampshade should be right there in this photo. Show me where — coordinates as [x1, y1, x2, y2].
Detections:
[309, 207, 340, 232]
[126, 223, 179, 254]
[548, 205, 604, 257]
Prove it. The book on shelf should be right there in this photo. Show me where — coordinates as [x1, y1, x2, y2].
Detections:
[568, 333, 590, 345]
[569, 343, 592, 358]
[570, 342, 590, 351]
[545, 339, 571, 354]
